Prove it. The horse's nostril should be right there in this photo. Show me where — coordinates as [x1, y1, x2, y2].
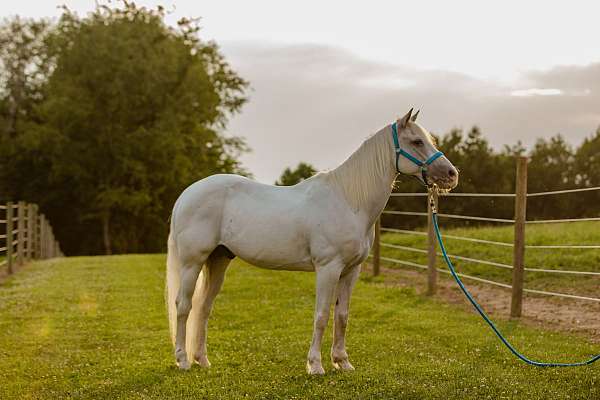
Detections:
[448, 169, 456, 178]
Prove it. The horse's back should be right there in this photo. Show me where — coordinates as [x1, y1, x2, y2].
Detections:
[172, 174, 241, 221]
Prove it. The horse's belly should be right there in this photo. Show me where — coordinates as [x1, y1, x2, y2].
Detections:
[229, 245, 314, 272]
[222, 223, 313, 271]
[237, 254, 315, 272]
[218, 182, 324, 271]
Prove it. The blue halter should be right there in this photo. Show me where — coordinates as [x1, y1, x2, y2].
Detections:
[391, 121, 444, 185]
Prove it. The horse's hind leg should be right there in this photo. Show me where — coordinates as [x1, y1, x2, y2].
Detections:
[331, 264, 360, 371]
[190, 246, 232, 367]
[175, 259, 206, 370]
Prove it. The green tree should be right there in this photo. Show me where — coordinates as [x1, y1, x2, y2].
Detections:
[574, 127, 600, 187]
[0, 17, 52, 198]
[527, 135, 574, 220]
[276, 162, 317, 186]
[0, 17, 51, 137]
[571, 127, 600, 218]
[1, 2, 249, 255]
[438, 127, 514, 221]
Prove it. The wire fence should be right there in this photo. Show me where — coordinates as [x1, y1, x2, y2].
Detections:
[0, 201, 63, 275]
[372, 157, 600, 317]
[372, 254, 600, 303]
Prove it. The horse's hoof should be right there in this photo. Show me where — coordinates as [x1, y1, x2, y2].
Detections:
[177, 359, 191, 370]
[306, 361, 325, 375]
[332, 359, 355, 371]
[194, 354, 211, 368]
[175, 349, 190, 370]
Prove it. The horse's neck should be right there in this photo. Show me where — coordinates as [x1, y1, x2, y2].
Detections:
[362, 169, 395, 227]
[326, 128, 397, 228]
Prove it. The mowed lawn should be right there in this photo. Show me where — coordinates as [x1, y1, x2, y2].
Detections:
[0, 255, 599, 399]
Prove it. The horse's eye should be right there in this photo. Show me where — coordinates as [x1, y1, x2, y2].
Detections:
[411, 139, 424, 146]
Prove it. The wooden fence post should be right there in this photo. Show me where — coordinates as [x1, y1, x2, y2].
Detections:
[39, 214, 46, 259]
[17, 201, 25, 266]
[6, 202, 14, 274]
[31, 205, 39, 259]
[46, 217, 50, 259]
[43, 216, 48, 259]
[38, 215, 42, 259]
[427, 190, 439, 295]
[47, 225, 51, 259]
[373, 218, 381, 276]
[27, 204, 34, 260]
[49, 228, 55, 258]
[44, 216, 49, 259]
[511, 156, 528, 318]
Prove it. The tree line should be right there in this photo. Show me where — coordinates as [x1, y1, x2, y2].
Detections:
[0, 2, 248, 255]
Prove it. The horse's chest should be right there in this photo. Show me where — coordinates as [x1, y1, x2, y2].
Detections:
[337, 236, 371, 266]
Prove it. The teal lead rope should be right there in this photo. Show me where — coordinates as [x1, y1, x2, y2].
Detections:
[429, 189, 600, 367]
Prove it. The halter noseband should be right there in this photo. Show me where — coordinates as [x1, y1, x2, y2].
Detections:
[391, 121, 444, 186]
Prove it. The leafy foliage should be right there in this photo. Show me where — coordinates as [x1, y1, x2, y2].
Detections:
[275, 162, 317, 185]
[0, 2, 249, 255]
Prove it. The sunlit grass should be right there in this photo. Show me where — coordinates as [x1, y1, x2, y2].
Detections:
[0, 255, 599, 399]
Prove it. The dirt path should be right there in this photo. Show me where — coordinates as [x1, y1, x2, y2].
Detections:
[364, 264, 600, 343]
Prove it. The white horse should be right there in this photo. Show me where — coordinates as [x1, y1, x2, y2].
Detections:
[166, 109, 458, 374]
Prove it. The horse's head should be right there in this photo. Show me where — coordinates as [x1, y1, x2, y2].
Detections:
[393, 109, 458, 190]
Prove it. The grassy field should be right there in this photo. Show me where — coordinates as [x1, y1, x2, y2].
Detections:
[380, 220, 600, 297]
[0, 255, 599, 399]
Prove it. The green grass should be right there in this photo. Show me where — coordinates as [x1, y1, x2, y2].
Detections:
[0, 255, 599, 399]
[381, 221, 600, 297]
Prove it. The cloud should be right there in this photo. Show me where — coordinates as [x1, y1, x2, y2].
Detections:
[510, 88, 563, 97]
[219, 42, 600, 183]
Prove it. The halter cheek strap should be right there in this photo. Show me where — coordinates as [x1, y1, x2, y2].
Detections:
[391, 121, 444, 184]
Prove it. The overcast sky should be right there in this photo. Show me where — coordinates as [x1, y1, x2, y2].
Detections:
[4, 1, 600, 182]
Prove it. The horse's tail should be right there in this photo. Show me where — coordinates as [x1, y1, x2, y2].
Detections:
[166, 231, 182, 347]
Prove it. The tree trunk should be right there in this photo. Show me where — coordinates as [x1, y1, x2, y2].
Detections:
[102, 212, 112, 255]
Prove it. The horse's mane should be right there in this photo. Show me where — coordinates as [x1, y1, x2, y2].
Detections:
[323, 126, 394, 211]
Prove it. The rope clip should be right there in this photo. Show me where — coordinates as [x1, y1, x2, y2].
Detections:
[428, 184, 438, 213]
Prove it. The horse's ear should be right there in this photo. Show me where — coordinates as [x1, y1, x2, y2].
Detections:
[398, 108, 413, 129]
[410, 109, 420, 122]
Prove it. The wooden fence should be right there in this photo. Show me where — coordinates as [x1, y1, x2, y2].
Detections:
[0, 201, 63, 275]
[372, 156, 600, 317]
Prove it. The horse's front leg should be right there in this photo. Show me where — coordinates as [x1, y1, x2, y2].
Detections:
[331, 263, 360, 371]
[307, 261, 343, 375]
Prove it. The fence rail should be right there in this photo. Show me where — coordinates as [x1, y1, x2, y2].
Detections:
[373, 156, 600, 318]
[388, 185, 600, 198]
[0, 201, 63, 276]
[382, 210, 516, 223]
